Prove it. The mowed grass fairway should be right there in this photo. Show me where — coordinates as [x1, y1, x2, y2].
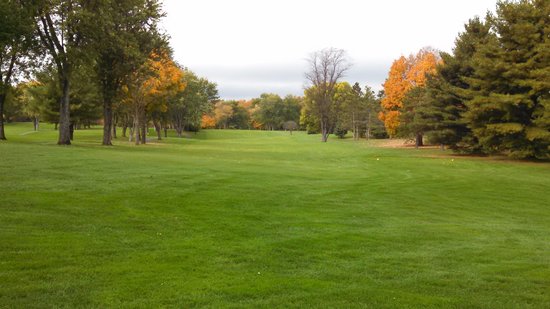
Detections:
[1, 123, 549, 308]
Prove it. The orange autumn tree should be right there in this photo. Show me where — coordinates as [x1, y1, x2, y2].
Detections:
[380, 56, 410, 137]
[380, 48, 439, 137]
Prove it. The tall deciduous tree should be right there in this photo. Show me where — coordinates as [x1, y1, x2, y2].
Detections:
[32, 0, 90, 145]
[305, 47, 350, 142]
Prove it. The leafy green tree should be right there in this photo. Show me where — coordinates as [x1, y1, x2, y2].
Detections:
[31, 0, 93, 144]
[0, 0, 33, 140]
[169, 70, 218, 136]
[252, 93, 284, 130]
[252, 93, 301, 130]
[299, 93, 320, 134]
[16, 81, 44, 131]
[336, 82, 372, 140]
[25, 66, 60, 127]
[21, 64, 102, 135]
[228, 101, 250, 129]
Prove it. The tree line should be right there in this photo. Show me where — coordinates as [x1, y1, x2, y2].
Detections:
[198, 87, 386, 141]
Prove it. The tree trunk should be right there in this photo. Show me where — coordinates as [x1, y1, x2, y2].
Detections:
[366, 113, 371, 141]
[153, 119, 161, 140]
[320, 118, 329, 142]
[352, 112, 357, 140]
[122, 125, 127, 138]
[129, 126, 133, 142]
[415, 133, 423, 148]
[175, 117, 185, 137]
[0, 93, 6, 140]
[102, 98, 113, 145]
[113, 114, 118, 139]
[112, 123, 117, 139]
[58, 73, 71, 145]
[134, 109, 140, 145]
[69, 122, 75, 141]
[164, 127, 168, 138]
[140, 112, 147, 145]
[134, 119, 140, 145]
[33, 117, 39, 131]
[54, 122, 58, 130]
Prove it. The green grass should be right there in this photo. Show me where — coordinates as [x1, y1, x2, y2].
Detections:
[1, 122, 549, 308]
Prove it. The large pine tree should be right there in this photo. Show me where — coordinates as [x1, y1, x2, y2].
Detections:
[424, 17, 491, 152]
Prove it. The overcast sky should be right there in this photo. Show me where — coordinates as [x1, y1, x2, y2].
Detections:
[161, 0, 496, 100]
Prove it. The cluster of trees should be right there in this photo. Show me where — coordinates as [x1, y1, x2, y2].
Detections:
[301, 81, 386, 140]
[202, 93, 302, 131]
[302, 48, 386, 142]
[0, 0, 218, 145]
[379, 0, 549, 159]
[200, 86, 386, 141]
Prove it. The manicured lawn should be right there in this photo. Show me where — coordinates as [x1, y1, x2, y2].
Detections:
[1, 123, 549, 308]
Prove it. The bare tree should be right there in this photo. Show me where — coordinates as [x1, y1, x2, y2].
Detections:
[305, 47, 351, 142]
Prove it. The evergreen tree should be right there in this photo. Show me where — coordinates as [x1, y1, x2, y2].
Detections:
[424, 18, 491, 151]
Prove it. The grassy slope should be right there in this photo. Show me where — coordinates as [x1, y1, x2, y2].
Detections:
[1, 123, 549, 308]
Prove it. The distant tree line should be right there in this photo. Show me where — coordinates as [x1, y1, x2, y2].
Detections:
[201, 94, 301, 131]
[200, 87, 387, 140]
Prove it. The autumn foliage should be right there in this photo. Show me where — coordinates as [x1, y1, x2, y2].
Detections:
[201, 114, 216, 129]
[380, 48, 439, 137]
[122, 50, 186, 144]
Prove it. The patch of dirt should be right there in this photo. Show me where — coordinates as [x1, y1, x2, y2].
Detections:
[376, 139, 441, 149]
